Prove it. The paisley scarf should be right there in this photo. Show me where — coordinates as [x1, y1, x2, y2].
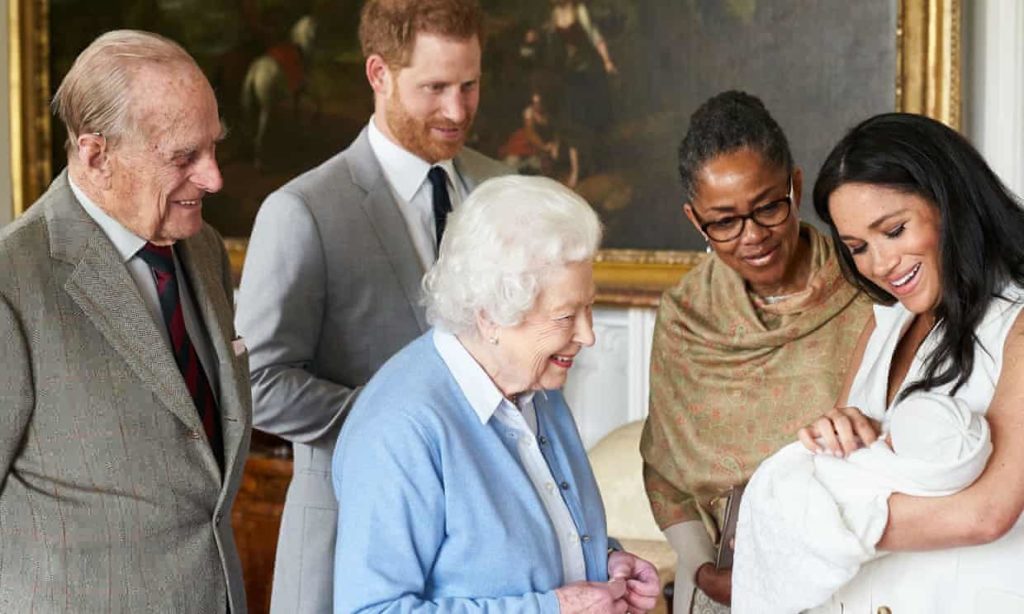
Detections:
[641, 225, 872, 541]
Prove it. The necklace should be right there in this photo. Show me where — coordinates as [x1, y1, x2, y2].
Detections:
[760, 292, 798, 305]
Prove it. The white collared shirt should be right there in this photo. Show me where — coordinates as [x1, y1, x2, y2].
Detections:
[367, 117, 467, 270]
[432, 329, 587, 583]
[69, 177, 219, 397]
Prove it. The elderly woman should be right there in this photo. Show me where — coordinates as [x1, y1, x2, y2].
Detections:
[332, 175, 660, 613]
[639, 91, 872, 613]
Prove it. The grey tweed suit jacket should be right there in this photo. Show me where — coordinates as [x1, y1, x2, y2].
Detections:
[235, 127, 508, 614]
[0, 172, 253, 613]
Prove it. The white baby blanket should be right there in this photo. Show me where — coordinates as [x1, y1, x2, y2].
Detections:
[731, 392, 991, 614]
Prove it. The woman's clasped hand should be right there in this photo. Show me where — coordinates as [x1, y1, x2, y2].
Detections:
[556, 551, 660, 614]
[797, 406, 881, 457]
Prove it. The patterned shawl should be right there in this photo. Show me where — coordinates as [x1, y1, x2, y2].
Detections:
[640, 225, 872, 542]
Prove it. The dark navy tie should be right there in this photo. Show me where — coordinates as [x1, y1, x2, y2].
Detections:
[428, 166, 452, 251]
[137, 242, 223, 468]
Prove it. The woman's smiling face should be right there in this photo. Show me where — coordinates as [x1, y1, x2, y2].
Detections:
[828, 182, 943, 316]
[685, 148, 804, 297]
[487, 261, 596, 397]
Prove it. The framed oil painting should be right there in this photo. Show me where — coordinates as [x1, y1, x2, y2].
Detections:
[10, 0, 960, 304]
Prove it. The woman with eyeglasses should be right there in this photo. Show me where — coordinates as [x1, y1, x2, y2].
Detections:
[639, 90, 872, 613]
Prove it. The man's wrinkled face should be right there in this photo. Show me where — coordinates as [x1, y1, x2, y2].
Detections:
[103, 63, 224, 245]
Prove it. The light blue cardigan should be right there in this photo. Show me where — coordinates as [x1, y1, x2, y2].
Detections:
[332, 331, 610, 613]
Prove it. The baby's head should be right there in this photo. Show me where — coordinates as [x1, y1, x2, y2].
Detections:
[888, 392, 985, 463]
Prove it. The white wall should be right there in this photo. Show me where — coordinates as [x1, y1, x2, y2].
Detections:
[966, 0, 1024, 196]
[565, 306, 657, 449]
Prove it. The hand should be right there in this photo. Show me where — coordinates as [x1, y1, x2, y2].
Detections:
[695, 562, 731, 606]
[607, 550, 661, 613]
[797, 406, 880, 457]
[555, 579, 628, 614]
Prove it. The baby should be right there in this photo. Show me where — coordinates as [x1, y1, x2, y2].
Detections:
[731, 392, 991, 614]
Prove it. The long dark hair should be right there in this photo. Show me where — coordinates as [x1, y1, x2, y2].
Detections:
[814, 112, 1024, 399]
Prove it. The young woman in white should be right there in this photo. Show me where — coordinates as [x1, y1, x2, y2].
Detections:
[787, 113, 1024, 613]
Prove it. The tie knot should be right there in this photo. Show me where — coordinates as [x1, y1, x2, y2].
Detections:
[428, 165, 448, 188]
[428, 166, 452, 217]
[137, 242, 174, 274]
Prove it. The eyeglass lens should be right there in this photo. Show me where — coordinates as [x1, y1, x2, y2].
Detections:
[704, 197, 791, 242]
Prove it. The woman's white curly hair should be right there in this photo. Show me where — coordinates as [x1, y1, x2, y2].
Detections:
[423, 175, 602, 335]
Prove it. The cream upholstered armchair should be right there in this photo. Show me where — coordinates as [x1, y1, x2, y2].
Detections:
[588, 421, 677, 614]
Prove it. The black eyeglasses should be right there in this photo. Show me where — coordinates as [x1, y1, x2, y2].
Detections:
[693, 178, 794, 242]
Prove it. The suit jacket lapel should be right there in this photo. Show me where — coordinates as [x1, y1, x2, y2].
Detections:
[349, 129, 429, 332]
[453, 150, 486, 192]
[49, 176, 205, 438]
[176, 237, 249, 483]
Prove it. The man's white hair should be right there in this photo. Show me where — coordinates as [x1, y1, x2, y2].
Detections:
[52, 29, 199, 153]
[423, 175, 602, 335]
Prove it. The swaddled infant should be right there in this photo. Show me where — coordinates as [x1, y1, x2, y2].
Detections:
[887, 392, 988, 464]
[731, 392, 991, 614]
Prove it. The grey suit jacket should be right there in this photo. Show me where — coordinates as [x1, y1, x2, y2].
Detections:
[0, 172, 253, 613]
[236, 128, 508, 614]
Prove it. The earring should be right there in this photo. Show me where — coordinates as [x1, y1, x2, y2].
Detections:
[701, 232, 712, 254]
[489, 336, 499, 345]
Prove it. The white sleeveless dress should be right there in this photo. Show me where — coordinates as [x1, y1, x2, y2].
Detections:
[810, 286, 1024, 614]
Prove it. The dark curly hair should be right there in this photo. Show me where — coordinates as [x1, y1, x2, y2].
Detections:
[814, 112, 1024, 400]
[677, 90, 793, 202]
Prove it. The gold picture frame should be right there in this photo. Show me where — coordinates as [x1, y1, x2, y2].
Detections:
[8, 0, 961, 306]
[8, 0, 50, 222]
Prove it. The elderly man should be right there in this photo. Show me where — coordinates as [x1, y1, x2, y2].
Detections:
[235, 0, 507, 611]
[0, 31, 251, 612]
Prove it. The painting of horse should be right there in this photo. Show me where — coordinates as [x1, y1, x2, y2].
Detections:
[241, 15, 319, 168]
[39, 0, 945, 255]
[47, 0, 370, 238]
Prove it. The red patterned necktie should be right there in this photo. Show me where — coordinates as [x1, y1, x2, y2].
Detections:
[137, 242, 223, 468]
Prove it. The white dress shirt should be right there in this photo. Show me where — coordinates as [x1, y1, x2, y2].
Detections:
[433, 329, 587, 583]
[69, 177, 219, 398]
[367, 116, 468, 270]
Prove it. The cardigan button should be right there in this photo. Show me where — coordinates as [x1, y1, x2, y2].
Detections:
[581, 534, 591, 543]
[538, 436, 548, 445]
[560, 481, 570, 490]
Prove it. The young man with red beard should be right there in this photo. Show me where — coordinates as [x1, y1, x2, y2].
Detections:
[235, 1, 508, 612]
